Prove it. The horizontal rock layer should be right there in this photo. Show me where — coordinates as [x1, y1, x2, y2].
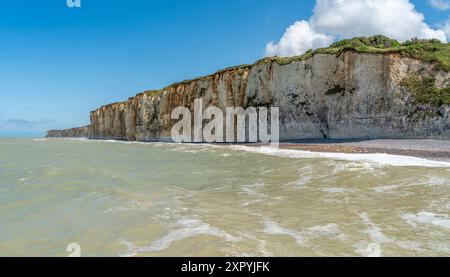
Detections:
[46, 126, 89, 138]
[50, 50, 450, 140]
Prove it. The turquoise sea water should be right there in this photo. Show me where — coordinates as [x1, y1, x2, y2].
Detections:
[0, 138, 449, 257]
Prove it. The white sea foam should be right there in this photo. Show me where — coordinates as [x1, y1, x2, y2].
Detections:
[104, 200, 157, 213]
[355, 213, 427, 256]
[395, 241, 423, 252]
[332, 161, 380, 173]
[32, 138, 47, 141]
[262, 220, 305, 246]
[360, 213, 393, 244]
[229, 146, 450, 168]
[401, 212, 450, 229]
[263, 220, 348, 247]
[256, 240, 273, 257]
[240, 183, 266, 197]
[373, 185, 401, 193]
[354, 213, 395, 257]
[68, 139, 450, 168]
[122, 218, 239, 256]
[230, 232, 274, 257]
[67, 138, 164, 146]
[169, 145, 213, 154]
[423, 176, 449, 186]
[285, 165, 316, 188]
[239, 183, 268, 206]
[374, 176, 450, 193]
[321, 187, 353, 194]
[304, 223, 344, 239]
[287, 175, 312, 188]
[63, 137, 89, 141]
[354, 242, 382, 257]
[297, 174, 312, 186]
[409, 176, 449, 188]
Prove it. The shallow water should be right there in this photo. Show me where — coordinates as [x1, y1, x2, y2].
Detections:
[0, 138, 449, 257]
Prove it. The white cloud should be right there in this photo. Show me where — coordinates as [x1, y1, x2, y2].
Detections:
[265, 0, 447, 57]
[442, 19, 450, 38]
[265, 21, 334, 57]
[428, 0, 450, 11]
[311, 0, 446, 42]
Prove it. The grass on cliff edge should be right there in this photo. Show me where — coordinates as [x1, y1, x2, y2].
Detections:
[266, 35, 450, 71]
[139, 36, 450, 100]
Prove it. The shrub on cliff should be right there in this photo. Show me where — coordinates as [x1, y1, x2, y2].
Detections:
[266, 35, 450, 71]
[401, 75, 450, 106]
[330, 35, 401, 49]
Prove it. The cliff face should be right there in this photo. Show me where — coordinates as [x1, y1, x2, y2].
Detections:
[46, 126, 89, 138]
[89, 67, 250, 141]
[85, 50, 450, 141]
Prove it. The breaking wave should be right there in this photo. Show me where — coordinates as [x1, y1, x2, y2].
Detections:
[121, 218, 239, 256]
[229, 146, 450, 168]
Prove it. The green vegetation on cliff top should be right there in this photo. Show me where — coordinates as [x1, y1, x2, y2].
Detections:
[266, 35, 450, 71]
[173, 35, 450, 86]
[129, 35, 450, 104]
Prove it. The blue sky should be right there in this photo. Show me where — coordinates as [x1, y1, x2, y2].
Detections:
[0, 0, 449, 137]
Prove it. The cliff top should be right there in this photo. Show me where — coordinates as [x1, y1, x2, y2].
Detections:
[263, 35, 450, 70]
[93, 35, 450, 111]
[169, 35, 450, 89]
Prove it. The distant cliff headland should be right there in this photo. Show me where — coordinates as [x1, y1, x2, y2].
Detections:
[47, 36, 450, 141]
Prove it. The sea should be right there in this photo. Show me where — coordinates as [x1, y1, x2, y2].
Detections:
[0, 138, 449, 257]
